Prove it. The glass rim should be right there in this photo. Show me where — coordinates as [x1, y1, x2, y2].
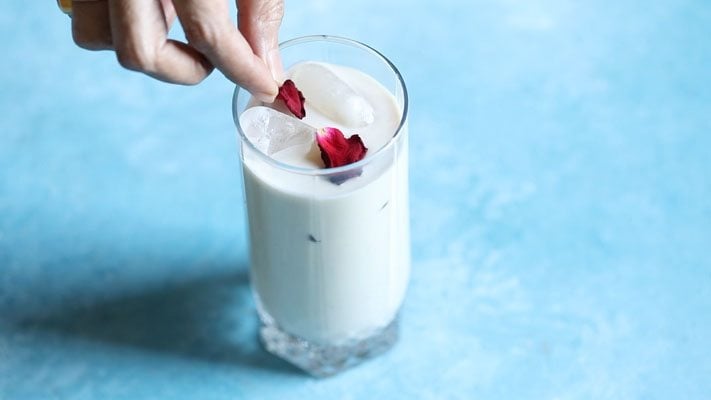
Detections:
[232, 35, 409, 176]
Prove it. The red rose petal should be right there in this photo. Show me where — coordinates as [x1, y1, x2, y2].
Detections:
[276, 79, 306, 119]
[316, 127, 368, 168]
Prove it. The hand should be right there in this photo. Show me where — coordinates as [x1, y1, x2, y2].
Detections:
[71, 0, 283, 102]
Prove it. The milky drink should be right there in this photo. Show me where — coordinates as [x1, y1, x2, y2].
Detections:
[239, 61, 409, 344]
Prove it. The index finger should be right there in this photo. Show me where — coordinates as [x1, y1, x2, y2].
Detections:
[173, 0, 278, 101]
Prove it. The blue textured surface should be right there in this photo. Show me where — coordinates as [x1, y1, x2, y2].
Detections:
[1, 1, 710, 398]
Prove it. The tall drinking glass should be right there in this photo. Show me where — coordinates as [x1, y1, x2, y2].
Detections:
[232, 35, 409, 377]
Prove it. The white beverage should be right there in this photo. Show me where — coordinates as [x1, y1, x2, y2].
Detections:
[240, 62, 409, 345]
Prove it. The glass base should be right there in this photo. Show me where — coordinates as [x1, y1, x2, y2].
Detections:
[258, 316, 399, 378]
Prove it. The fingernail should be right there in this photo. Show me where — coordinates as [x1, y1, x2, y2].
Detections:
[254, 89, 277, 103]
[267, 48, 285, 82]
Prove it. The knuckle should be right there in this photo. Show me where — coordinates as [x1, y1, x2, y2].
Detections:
[258, 0, 284, 24]
[115, 40, 155, 72]
[72, 25, 100, 50]
[183, 21, 222, 51]
[72, 33, 90, 50]
[184, 74, 209, 86]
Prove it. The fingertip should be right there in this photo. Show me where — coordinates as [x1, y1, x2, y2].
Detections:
[252, 84, 278, 103]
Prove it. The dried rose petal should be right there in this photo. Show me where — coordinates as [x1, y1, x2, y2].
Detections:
[316, 127, 368, 168]
[276, 79, 306, 119]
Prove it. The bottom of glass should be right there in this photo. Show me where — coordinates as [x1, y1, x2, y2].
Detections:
[258, 315, 399, 378]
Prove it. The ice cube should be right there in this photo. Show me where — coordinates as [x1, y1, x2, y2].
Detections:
[290, 62, 375, 128]
[239, 106, 316, 155]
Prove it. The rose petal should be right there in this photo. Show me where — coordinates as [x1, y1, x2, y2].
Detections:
[316, 127, 368, 168]
[276, 79, 306, 119]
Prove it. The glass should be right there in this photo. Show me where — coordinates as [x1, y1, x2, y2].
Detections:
[232, 35, 409, 377]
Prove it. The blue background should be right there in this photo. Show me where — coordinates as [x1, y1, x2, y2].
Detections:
[1, 1, 710, 398]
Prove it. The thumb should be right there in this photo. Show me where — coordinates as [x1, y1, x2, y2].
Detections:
[237, 0, 284, 82]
